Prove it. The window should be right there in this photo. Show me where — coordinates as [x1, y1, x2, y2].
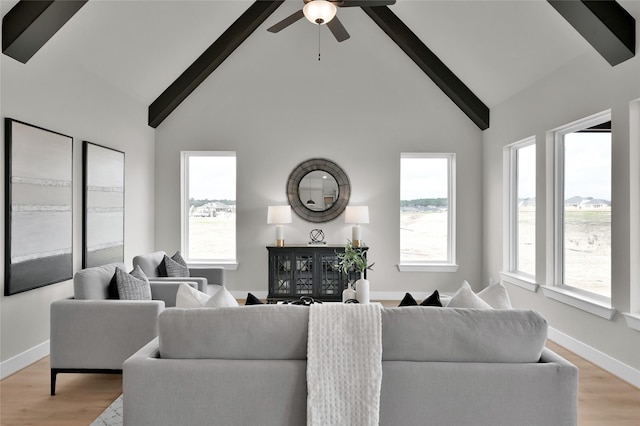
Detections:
[554, 113, 611, 299]
[505, 138, 536, 278]
[181, 152, 236, 265]
[399, 153, 456, 271]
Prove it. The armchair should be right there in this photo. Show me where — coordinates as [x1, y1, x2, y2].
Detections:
[133, 251, 224, 295]
[50, 262, 190, 395]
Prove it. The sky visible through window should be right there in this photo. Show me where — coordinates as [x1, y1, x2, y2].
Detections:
[189, 156, 236, 200]
[401, 157, 448, 200]
[564, 132, 611, 201]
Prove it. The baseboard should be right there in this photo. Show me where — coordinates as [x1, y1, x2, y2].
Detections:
[0, 340, 49, 380]
[548, 327, 640, 388]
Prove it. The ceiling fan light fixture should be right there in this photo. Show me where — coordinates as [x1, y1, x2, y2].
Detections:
[303, 0, 337, 25]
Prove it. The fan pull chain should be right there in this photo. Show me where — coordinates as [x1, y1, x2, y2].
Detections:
[318, 24, 321, 61]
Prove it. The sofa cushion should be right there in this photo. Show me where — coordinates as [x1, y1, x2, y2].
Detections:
[161, 251, 190, 277]
[477, 282, 512, 309]
[446, 281, 493, 309]
[74, 262, 126, 300]
[398, 291, 442, 307]
[175, 283, 211, 308]
[381, 307, 547, 363]
[115, 266, 152, 300]
[204, 286, 239, 307]
[158, 306, 309, 360]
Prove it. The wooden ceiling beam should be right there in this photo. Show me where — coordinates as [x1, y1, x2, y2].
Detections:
[148, 0, 285, 128]
[362, 5, 490, 130]
[548, 0, 635, 66]
[2, 0, 87, 64]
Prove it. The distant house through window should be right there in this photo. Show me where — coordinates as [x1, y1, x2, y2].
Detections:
[554, 113, 611, 299]
[181, 152, 236, 264]
[399, 153, 456, 271]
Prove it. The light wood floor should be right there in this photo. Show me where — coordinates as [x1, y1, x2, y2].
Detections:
[1, 342, 638, 425]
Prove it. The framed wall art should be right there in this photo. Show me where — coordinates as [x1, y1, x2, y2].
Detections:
[4, 118, 73, 295]
[83, 141, 125, 268]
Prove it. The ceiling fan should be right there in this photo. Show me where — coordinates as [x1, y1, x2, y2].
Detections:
[267, 0, 396, 42]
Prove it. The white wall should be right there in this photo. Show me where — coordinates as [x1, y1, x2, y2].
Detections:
[154, 17, 484, 300]
[0, 50, 155, 374]
[482, 3, 640, 375]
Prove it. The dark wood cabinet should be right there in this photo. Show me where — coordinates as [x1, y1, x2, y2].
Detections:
[266, 245, 366, 302]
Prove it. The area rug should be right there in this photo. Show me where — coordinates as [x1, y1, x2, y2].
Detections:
[90, 394, 123, 426]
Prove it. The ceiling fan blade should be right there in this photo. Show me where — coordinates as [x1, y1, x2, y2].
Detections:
[326, 16, 350, 42]
[335, 0, 396, 7]
[267, 9, 304, 33]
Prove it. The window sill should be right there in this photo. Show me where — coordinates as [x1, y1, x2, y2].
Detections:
[189, 262, 238, 271]
[540, 285, 616, 320]
[622, 313, 640, 332]
[397, 263, 459, 272]
[500, 272, 539, 292]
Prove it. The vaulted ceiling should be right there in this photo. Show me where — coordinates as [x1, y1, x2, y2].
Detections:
[2, 0, 637, 130]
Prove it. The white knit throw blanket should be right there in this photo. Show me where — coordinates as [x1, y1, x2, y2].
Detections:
[307, 303, 383, 426]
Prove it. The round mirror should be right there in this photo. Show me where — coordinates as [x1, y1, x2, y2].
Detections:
[298, 170, 339, 212]
[287, 158, 350, 223]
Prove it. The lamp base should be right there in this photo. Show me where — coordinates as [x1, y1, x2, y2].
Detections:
[274, 239, 285, 247]
[352, 239, 363, 248]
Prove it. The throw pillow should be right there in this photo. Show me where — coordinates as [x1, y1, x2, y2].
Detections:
[398, 292, 418, 306]
[161, 251, 190, 277]
[398, 291, 443, 307]
[175, 282, 211, 308]
[115, 266, 152, 300]
[204, 286, 239, 308]
[107, 273, 120, 299]
[245, 293, 264, 305]
[446, 281, 492, 309]
[420, 289, 443, 307]
[477, 282, 512, 309]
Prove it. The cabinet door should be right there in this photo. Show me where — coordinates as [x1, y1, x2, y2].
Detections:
[317, 252, 345, 299]
[293, 254, 314, 296]
[270, 252, 293, 298]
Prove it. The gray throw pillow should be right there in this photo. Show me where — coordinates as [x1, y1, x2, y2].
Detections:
[115, 266, 152, 300]
[162, 251, 190, 277]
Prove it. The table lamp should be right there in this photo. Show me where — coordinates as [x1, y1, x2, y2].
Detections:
[344, 206, 369, 248]
[267, 205, 292, 247]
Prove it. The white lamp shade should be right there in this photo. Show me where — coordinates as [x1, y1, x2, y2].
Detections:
[303, 0, 337, 25]
[267, 205, 292, 224]
[344, 206, 369, 224]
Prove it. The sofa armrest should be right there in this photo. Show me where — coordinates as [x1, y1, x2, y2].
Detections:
[50, 299, 164, 370]
[147, 276, 207, 293]
[189, 267, 225, 287]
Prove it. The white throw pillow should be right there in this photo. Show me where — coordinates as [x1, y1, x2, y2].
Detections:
[204, 286, 239, 308]
[446, 281, 493, 309]
[175, 282, 211, 308]
[477, 282, 512, 309]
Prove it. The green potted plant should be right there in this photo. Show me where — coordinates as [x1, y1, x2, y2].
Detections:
[336, 240, 374, 303]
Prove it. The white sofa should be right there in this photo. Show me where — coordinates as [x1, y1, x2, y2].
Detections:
[124, 305, 578, 426]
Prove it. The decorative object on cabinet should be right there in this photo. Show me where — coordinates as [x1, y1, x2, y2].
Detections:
[308, 228, 326, 245]
[83, 141, 125, 268]
[286, 158, 350, 223]
[344, 205, 369, 248]
[336, 240, 374, 304]
[267, 244, 366, 302]
[267, 205, 292, 247]
[4, 118, 73, 296]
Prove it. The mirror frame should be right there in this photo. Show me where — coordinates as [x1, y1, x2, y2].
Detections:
[287, 158, 350, 223]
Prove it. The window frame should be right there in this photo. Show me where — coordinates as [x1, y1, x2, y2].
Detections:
[398, 152, 457, 272]
[501, 137, 538, 291]
[541, 110, 615, 320]
[180, 151, 238, 269]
